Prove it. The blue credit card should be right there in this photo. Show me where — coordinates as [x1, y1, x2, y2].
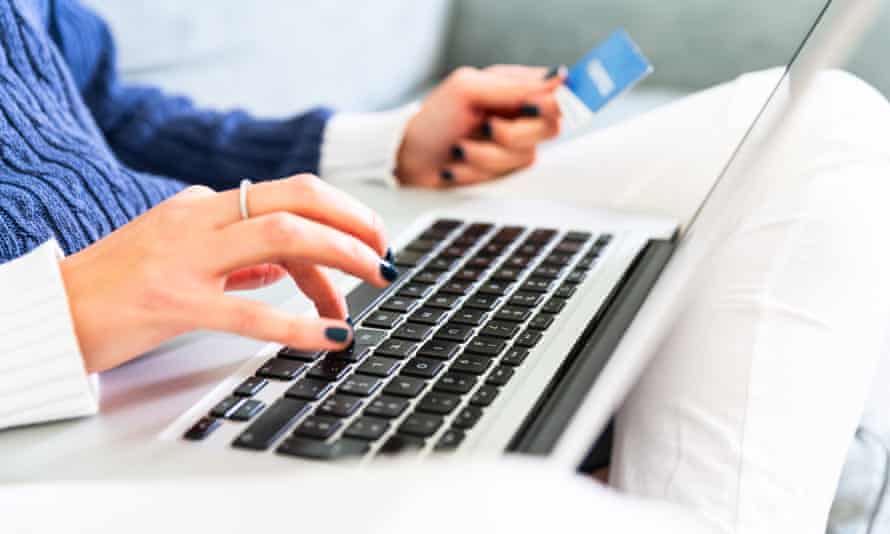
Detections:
[565, 29, 653, 113]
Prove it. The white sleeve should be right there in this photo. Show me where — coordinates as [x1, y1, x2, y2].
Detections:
[319, 102, 421, 188]
[0, 240, 98, 429]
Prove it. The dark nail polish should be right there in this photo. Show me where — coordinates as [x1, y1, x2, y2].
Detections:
[440, 169, 455, 183]
[519, 104, 540, 118]
[481, 122, 493, 140]
[450, 144, 465, 161]
[325, 326, 351, 343]
[380, 260, 399, 283]
[545, 64, 567, 80]
[385, 248, 395, 263]
[346, 316, 354, 327]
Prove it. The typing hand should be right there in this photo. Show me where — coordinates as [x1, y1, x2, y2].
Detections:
[396, 65, 565, 188]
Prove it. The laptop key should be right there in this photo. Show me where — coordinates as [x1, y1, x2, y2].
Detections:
[318, 394, 364, 418]
[526, 229, 557, 244]
[596, 234, 613, 246]
[486, 366, 515, 387]
[478, 281, 513, 296]
[532, 265, 564, 280]
[565, 269, 587, 284]
[344, 417, 390, 441]
[395, 250, 427, 268]
[543, 253, 573, 267]
[256, 358, 306, 381]
[464, 293, 501, 311]
[277, 347, 321, 362]
[326, 345, 370, 364]
[409, 306, 448, 325]
[231, 399, 265, 422]
[413, 270, 445, 285]
[516, 329, 543, 348]
[428, 257, 459, 271]
[399, 413, 444, 438]
[435, 429, 466, 451]
[478, 242, 508, 257]
[450, 353, 493, 375]
[465, 336, 507, 357]
[278, 437, 369, 460]
[555, 241, 584, 254]
[542, 297, 568, 314]
[470, 385, 500, 407]
[375, 338, 418, 359]
[184, 416, 221, 441]
[464, 222, 494, 236]
[491, 267, 523, 282]
[450, 308, 488, 326]
[509, 292, 544, 308]
[233, 376, 268, 397]
[479, 320, 520, 339]
[308, 359, 351, 381]
[435, 372, 477, 394]
[452, 406, 483, 430]
[553, 284, 577, 299]
[427, 293, 462, 309]
[529, 313, 554, 330]
[575, 255, 597, 270]
[453, 268, 484, 282]
[492, 226, 525, 244]
[505, 255, 533, 269]
[401, 358, 444, 379]
[435, 322, 475, 343]
[233, 398, 309, 450]
[407, 238, 438, 253]
[286, 378, 333, 401]
[363, 310, 403, 330]
[467, 255, 495, 269]
[417, 339, 460, 360]
[494, 306, 531, 322]
[417, 392, 461, 415]
[392, 322, 434, 342]
[399, 283, 433, 299]
[440, 245, 470, 258]
[501, 348, 529, 367]
[379, 434, 425, 455]
[441, 280, 475, 295]
[338, 375, 382, 397]
[356, 356, 400, 377]
[365, 395, 410, 419]
[380, 296, 420, 314]
[564, 231, 592, 242]
[520, 278, 554, 294]
[295, 416, 342, 439]
[383, 375, 427, 398]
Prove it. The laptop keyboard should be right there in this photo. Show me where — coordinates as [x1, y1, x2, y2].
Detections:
[183, 219, 611, 461]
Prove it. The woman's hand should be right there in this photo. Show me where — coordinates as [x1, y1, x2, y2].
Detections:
[396, 65, 565, 188]
[59, 175, 396, 373]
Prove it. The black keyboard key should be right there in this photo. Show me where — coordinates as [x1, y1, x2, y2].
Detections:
[307, 358, 351, 381]
[516, 329, 543, 348]
[509, 292, 544, 308]
[554, 241, 584, 254]
[520, 278, 554, 293]
[467, 256, 495, 269]
[318, 394, 364, 418]
[440, 245, 470, 258]
[278, 437, 369, 460]
[383, 375, 427, 398]
[479, 320, 520, 339]
[464, 293, 501, 311]
[435, 322, 475, 343]
[399, 283, 433, 299]
[478, 281, 513, 296]
[441, 280, 475, 295]
[399, 413, 444, 438]
[286, 378, 333, 401]
[504, 255, 533, 269]
[379, 434, 425, 455]
[417, 392, 462, 415]
[494, 306, 531, 322]
[432, 219, 462, 232]
[327, 345, 370, 364]
[465, 336, 507, 357]
[501, 347, 529, 366]
[565, 231, 592, 242]
[392, 322, 434, 342]
[395, 250, 427, 268]
[365, 395, 410, 419]
[417, 339, 460, 360]
[211, 396, 244, 418]
[233, 398, 309, 450]
[450, 308, 488, 326]
[450, 353, 493, 375]
[526, 229, 557, 244]
[407, 238, 438, 253]
[380, 296, 420, 314]
[529, 313, 554, 330]
[543, 253, 573, 267]
[277, 347, 321, 362]
[532, 265, 564, 279]
[464, 222, 494, 236]
[256, 358, 306, 381]
[344, 417, 390, 441]
[565, 269, 587, 284]
[492, 226, 524, 243]
[427, 293, 462, 309]
[338, 375, 382, 397]
[409, 306, 448, 325]
[576, 255, 597, 270]
[375, 338, 418, 359]
[554, 284, 577, 299]
[435, 429, 466, 451]
[453, 268, 484, 282]
[491, 267, 523, 281]
[517, 242, 543, 256]
[486, 365, 515, 386]
[295, 415, 342, 439]
[470, 385, 499, 407]
[413, 270, 445, 285]
[234, 376, 268, 397]
[596, 234, 613, 246]
[231, 399, 265, 421]
[184, 416, 221, 441]
[435, 372, 477, 394]
[542, 297, 568, 314]
[452, 406, 483, 430]
[401, 358, 444, 379]
[356, 356, 400, 377]
[363, 310, 403, 330]
[428, 257, 459, 271]
[478, 242, 508, 257]
[352, 328, 388, 347]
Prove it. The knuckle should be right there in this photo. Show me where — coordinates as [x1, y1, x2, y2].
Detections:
[155, 201, 190, 229]
[451, 66, 477, 85]
[182, 185, 214, 197]
[291, 173, 322, 195]
[263, 213, 301, 248]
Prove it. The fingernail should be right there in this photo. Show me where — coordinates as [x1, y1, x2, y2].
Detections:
[481, 122, 493, 140]
[325, 326, 351, 343]
[440, 169, 455, 183]
[519, 104, 540, 118]
[380, 260, 399, 283]
[450, 144, 465, 161]
[545, 64, 568, 79]
[385, 247, 395, 263]
[346, 316, 354, 327]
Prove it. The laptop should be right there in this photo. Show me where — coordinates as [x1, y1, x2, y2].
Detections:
[0, 0, 874, 481]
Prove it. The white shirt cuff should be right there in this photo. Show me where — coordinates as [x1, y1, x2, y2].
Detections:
[0, 240, 98, 429]
[319, 102, 421, 188]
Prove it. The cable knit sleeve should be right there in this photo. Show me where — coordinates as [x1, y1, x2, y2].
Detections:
[47, 0, 332, 190]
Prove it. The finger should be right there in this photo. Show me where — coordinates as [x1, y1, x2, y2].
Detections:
[440, 163, 497, 186]
[204, 175, 388, 258]
[204, 295, 353, 350]
[213, 213, 398, 288]
[520, 91, 562, 120]
[487, 115, 559, 150]
[484, 64, 549, 82]
[225, 264, 288, 291]
[455, 66, 563, 111]
[286, 262, 348, 320]
[454, 139, 535, 175]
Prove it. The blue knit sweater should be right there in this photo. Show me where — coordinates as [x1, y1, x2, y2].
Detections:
[0, 0, 331, 262]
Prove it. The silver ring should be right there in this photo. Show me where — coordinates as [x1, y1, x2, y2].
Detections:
[239, 179, 252, 220]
